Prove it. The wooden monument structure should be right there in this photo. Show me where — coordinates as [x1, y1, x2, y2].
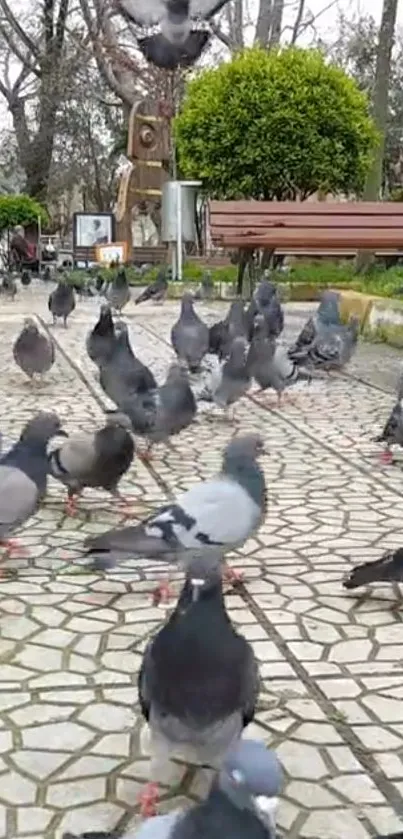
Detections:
[115, 97, 170, 263]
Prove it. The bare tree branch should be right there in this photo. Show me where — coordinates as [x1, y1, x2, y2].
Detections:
[0, 0, 40, 58]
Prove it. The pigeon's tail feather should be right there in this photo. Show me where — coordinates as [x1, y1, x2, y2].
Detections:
[343, 550, 403, 589]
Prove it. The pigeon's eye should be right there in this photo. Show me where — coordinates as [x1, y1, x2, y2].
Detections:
[231, 769, 245, 785]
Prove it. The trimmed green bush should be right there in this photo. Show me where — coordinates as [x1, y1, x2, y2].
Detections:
[0, 194, 49, 233]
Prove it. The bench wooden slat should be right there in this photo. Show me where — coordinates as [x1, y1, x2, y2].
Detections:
[214, 228, 403, 249]
[211, 215, 403, 230]
[210, 200, 403, 216]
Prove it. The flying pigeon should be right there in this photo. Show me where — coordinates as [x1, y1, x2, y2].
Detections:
[48, 278, 76, 326]
[13, 318, 55, 383]
[248, 315, 311, 407]
[201, 336, 251, 420]
[0, 412, 65, 565]
[121, 362, 196, 460]
[136, 558, 260, 815]
[61, 738, 282, 839]
[84, 433, 266, 604]
[86, 304, 116, 367]
[107, 267, 131, 313]
[373, 372, 403, 466]
[48, 413, 135, 516]
[117, 0, 230, 50]
[135, 267, 169, 305]
[171, 292, 209, 373]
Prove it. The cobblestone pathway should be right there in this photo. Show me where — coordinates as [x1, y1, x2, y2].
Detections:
[1, 285, 403, 839]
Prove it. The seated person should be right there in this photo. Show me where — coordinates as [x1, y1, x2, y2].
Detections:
[10, 226, 38, 271]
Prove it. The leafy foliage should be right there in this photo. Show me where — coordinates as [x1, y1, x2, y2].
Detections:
[273, 260, 403, 298]
[0, 195, 49, 233]
[175, 46, 377, 200]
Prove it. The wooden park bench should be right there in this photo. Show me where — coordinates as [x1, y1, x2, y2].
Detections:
[209, 200, 403, 257]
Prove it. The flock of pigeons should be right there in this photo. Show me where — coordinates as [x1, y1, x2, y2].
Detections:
[1, 267, 402, 839]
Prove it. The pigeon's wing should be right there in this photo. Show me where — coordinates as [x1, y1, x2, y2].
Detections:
[117, 0, 165, 26]
[138, 641, 153, 720]
[48, 292, 54, 311]
[242, 650, 260, 726]
[132, 811, 183, 839]
[272, 344, 295, 380]
[0, 465, 39, 536]
[190, 0, 230, 16]
[50, 434, 98, 480]
[138, 32, 209, 68]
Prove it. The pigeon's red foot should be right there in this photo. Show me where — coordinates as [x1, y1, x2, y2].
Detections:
[224, 565, 244, 588]
[65, 496, 78, 516]
[140, 447, 154, 463]
[139, 782, 159, 817]
[152, 578, 174, 606]
[0, 539, 28, 557]
[379, 450, 394, 466]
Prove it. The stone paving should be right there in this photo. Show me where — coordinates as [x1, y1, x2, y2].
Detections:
[1, 284, 403, 838]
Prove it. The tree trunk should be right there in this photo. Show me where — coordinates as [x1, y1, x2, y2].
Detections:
[268, 0, 284, 46]
[356, 0, 399, 272]
[254, 0, 273, 48]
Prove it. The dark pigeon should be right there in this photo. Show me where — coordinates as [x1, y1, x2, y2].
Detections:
[171, 292, 209, 373]
[289, 289, 341, 358]
[98, 321, 156, 410]
[48, 279, 76, 326]
[84, 433, 266, 574]
[135, 267, 169, 305]
[136, 559, 260, 813]
[13, 318, 55, 382]
[373, 372, 403, 465]
[248, 315, 311, 406]
[343, 548, 403, 590]
[20, 270, 31, 287]
[86, 304, 116, 367]
[206, 336, 251, 419]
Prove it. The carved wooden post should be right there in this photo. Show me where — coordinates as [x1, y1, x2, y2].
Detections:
[115, 97, 171, 260]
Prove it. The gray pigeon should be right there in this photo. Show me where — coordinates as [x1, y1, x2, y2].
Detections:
[289, 289, 341, 358]
[86, 304, 116, 367]
[48, 278, 76, 326]
[121, 362, 197, 459]
[0, 412, 65, 562]
[64, 738, 282, 837]
[84, 433, 266, 586]
[107, 267, 131, 313]
[98, 322, 156, 411]
[48, 413, 135, 515]
[136, 558, 260, 813]
[171, 292, 209, 373]
[194, 269, 214, 300]
[343, 547, 403, 591]
[13, 318, 55, 382]
[248, 315, 311, 406]
[135, 267, 169, 305]
[206, 336, 251, 420]
[245, 278, 277, 339]
[373, 371, 403, 465]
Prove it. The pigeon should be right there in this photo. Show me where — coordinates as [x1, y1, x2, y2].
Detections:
[48, 412, 135, 516]
[20, 270, 31, 287]
[208, 317, 229, 358]
[61, 739, 282, 839]
[1, 274, 17, 300]
[343, 548, 403, 591]
[248, 315, 311, 406]
[373, 372, 403, 465]
[121, 362, 196, 459]
[202, 336, 251, 420]
[171, 292, 209, 372]
[245, 278, 277, 338]
[107, 267, 131, 313]
[86, 305, 116, 367]
[48, 278, 76, 326]
[42, 265, 53, 282]
[208, 299, 247, 360]
[135, 267, 169, 305]
[118, 0, 228, 48]
[194, 269, 214, 300]
[84, 433, 266, 590]
[98, 322, 156, 410]
[0, 412, 65, 564]
[290, 316, 360, 371]
[136, 558, 260, 815]
[289, 289, 341, 357]
[13, 318, 55, 382]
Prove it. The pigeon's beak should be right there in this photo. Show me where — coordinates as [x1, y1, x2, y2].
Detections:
[55, 429, 69, 438]
[253, 795, 278, 835]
